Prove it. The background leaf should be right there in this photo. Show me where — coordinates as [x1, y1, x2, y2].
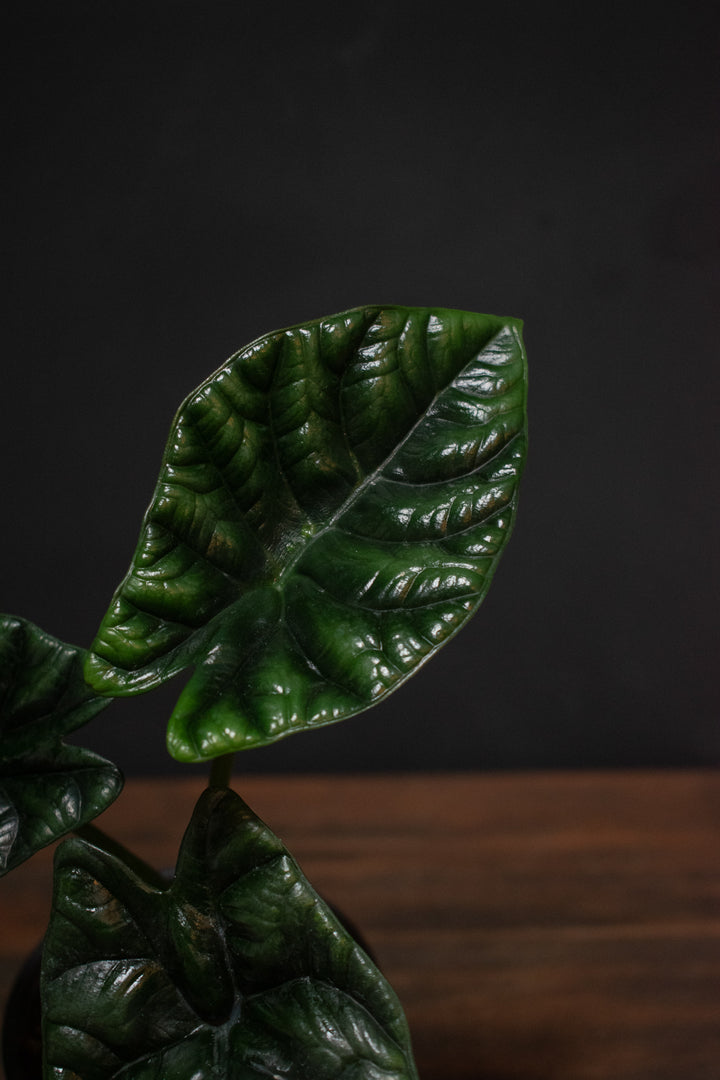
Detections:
[85, 306, 527, 761]
[42, 786, 419, 1080]
[0, 615, 121, 873]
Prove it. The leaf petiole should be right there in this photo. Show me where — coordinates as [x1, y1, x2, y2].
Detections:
[209, 752, 235, 789]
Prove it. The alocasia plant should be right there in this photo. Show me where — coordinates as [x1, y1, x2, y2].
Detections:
[0, 305, 527, 1078]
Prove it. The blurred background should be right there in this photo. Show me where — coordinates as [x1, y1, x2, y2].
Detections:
[2, 1, 717, 775]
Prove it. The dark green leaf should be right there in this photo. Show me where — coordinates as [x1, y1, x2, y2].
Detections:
[85, 306, 527, 761]
[0, 615, 109, 755]
[0, 744, 122, 875]
[0, 615, 121, 873]
[43, 786, 419, 1079]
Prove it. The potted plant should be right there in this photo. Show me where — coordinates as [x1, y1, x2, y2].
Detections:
[1, 304, 528, 1078]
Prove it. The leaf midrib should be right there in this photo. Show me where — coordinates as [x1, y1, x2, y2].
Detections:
[270, 321, 516, 592]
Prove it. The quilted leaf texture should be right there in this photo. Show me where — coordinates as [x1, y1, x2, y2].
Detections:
[85, 306, 527, 761]
[0, 615, 121, 874]
[42, 786, 419, 1080]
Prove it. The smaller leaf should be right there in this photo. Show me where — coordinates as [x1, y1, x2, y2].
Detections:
[43, 787, 419, 1079]
[0, 745, 122, 875]
[0, 615, 109, 754]
[0, 615, 121, 874]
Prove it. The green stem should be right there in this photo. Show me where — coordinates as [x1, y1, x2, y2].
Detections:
[209, 752, 235, 789]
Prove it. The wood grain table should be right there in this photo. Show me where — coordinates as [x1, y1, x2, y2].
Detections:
[1, 771, 718, 1079]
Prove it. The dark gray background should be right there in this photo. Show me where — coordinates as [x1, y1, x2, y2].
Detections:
[2, 1, 718, 775]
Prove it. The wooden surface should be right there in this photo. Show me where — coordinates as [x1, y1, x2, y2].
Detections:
[1, 771, 718, 1079]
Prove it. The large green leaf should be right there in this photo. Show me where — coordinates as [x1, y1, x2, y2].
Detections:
[85, 306, 527, 761]
[42, 786, 419, 1079]
[0, 615, 121, 873]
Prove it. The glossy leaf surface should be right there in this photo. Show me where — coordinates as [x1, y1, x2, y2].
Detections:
[86, 306, 527, 761]
[42, 786, 419, 1079]
[0, 615, 121, 874]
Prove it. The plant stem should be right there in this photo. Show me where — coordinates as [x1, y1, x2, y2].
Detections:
[209, 753, 235, 789]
